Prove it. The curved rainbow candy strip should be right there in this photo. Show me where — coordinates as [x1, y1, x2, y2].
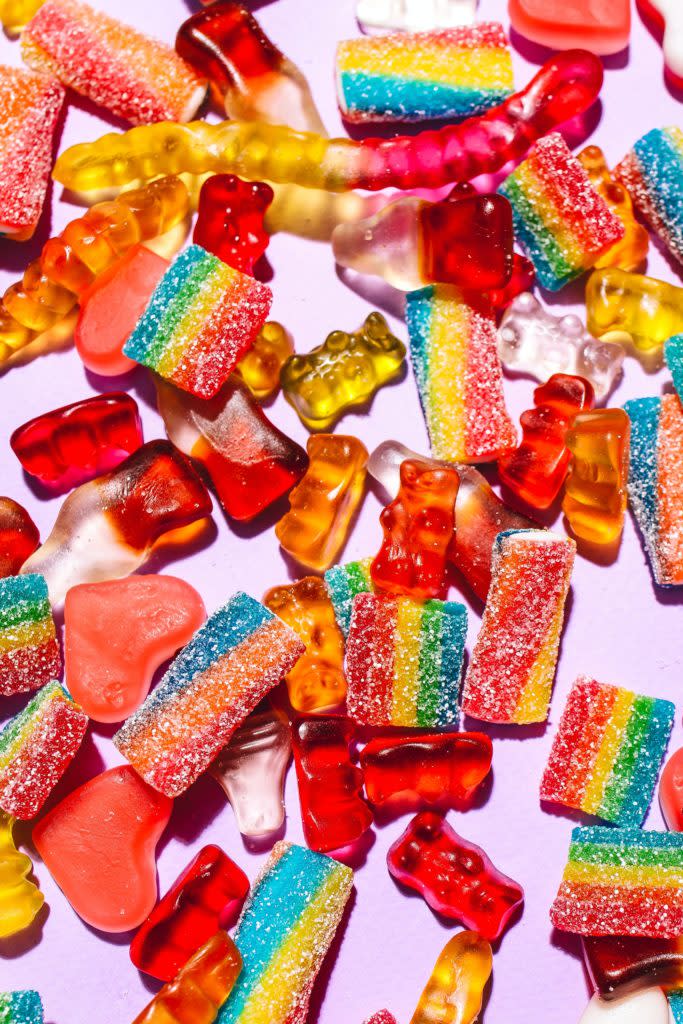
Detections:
[53, 50, 603, 194]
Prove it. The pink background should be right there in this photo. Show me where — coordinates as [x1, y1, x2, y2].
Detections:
[1, 1, 682, 1021]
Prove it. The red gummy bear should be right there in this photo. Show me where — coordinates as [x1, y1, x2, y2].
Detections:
[292, 716, 373, 854]
[0, 497, 39, 577]
[487, 254, 536, 312]
[498, 373, 594, 509]
[371, 458, 459, 601]
[660, 747, 683, 832]
[387, 811, 524, 940]
[33, 765, 172, 933]
[130, 845, 249, 982]
[193, 174, 274, 275]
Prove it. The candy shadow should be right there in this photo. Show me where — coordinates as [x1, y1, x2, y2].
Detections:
[540, 799, 611, 829]
[139, 973, 164, 998]
[306, 891, 356, 1024]
[510, 29, 629, 71]
[140, 517, 219, 575]
[463, 716, 549, 741]
[329, 828, 376, 869]
[551, 926, 588, 988]
[566, 527, 622, 568]
[241, 816, 287, 854]
[335, 266, 407, 322]
[0, 903, 49, 959]
[225, 490, 293, 540]
[159, 773, 227, 850]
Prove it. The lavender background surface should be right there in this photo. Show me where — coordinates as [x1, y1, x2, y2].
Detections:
[0, 1, 682, 1021]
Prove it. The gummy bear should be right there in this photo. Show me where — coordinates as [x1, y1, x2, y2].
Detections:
[387, 811, 524, 940]
[410, 930, 492, 1024]
[0, 811, 44, 939]
[0, 0, 43, 33]
[157, 377, 308, 522]
[64, 576, 206, 723]
[281, 312, 406, 431]
[578, 146, 649, 272]
[371, 458, 459, 600]
[0, 498, 39, 578]
[33, 765, 172, 933]
[275, 435, 368, 572]
[193, 175, 273, 275]
[10, 393, 143, 493]
[211, 700, 292, 838]
[498, 374, 595, 510]
[586, 269, 683, 358]
[583, 933, 683, 1000]
[562, 409, 630, 545]
[130, 846, 249, 982]
[292, 715, 373, 853]
[508, 0, 630, 55]
[22, 440, 212, 604]
[234, 321, 293, 400]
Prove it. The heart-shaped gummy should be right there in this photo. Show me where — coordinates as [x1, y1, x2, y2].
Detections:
[508, 0, 630, 55]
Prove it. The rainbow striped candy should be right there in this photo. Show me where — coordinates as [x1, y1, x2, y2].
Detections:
[0, 991, 43, 1024]
[336, 23, 513, 124]
[123, 244, 272, 399]
[218, 842, 353, 1024]
[323, 557, 373, 637]
[540, 676, 674, 826]
[345, 593, 467, 728]
[461, 529, 575, 724]
[499, 133, 625, 291]
[406, 285, 516, 462]
[624, 394, 683, 587]
[616, 128, 683, 269]
[550, 826, 683, 938]
[114, 592, 304, 797]
[0, 575, 60, 698]
[665, 334, 683, 403]
[0, 681, 88, 820]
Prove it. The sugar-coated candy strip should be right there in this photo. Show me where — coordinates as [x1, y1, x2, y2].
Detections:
[665, 335, 683, 403]
[551, 826, 683, 938]
[406, 286, 516, 462]
[616, 128, 683, 270]
[623, 395, 683, 587]
[461, 529, 575, 724]
[0, 681, 88, 820]
[363, 1014, 397, 1024]
[0, 992, 44, 1024]
[114, 593, 304, 798]
[540, 675, 674, 826]
[0, 811, 44, 939]
[217, 842, 353, 1024]
[345, 593, 467, 728]
[0, 574, 60, 698]
[0, 66, 64, 241]
[22, 0, 206, 126]
[410, 930, 492, 1024]
[52, 50, 604, 193]
[323, 558, 374, 637]
[0, 498, 39, 579]
[336, 24, 514, 124]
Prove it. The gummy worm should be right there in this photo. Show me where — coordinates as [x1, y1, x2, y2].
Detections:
[53, 50, 603, 194]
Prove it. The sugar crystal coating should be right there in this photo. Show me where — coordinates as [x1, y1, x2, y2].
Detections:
[616, 128, 683, 269]
[323, 557, 374, 637]
[0, 991, 43, 1024]
[0, 574, 60, 698]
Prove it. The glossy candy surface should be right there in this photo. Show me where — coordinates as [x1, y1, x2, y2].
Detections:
[292, 716, 372, 853]
[578, 146, 649, 272]
[0, 0, 43, 30]
[263, 577, 346, 713]
[275, 434, 368, 571]
[638, 0, 683, 86]
[193, 175, 273, 275]
[22, 440, 212, 605]
[659, 746, 683, 831]
[0, 499, 39, 579]
[234, 321, 293, 400]
[387, 811, 524, 940]
[508, 0, 630, 55]
[346, 593, 467, 728]
[498, 373, 595, 510]
[114, 592, 304, 798]
[10, 393, 143, 492]
[586, 269, 683, 356]
[616, 128, 683, 269]
[563, 409, 630, 545]
[33, 765, 172, 933]
[0, 811, 44, 939]
[583, 933, 683, 1000]
[410, 930, 492, 1024]
[0, 574, 60, 697]
[578, 990, 670, 1024]
[462, 529, 575, 724]
[130, 846, 249, 982]
[64, 576, 206, 723]
[281, 312, 406, 430]
[355, 0, 477, 32]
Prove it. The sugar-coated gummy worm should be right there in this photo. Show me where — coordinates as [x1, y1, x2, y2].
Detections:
[52, 50, 604, 193]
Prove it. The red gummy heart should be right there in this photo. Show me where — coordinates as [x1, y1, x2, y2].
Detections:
[508, 0, 630, 55]
[33, 766, 172, 933]
[64, 575, 206, 723]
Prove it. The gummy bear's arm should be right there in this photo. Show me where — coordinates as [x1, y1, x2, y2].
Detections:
[53, 50, 603, 194]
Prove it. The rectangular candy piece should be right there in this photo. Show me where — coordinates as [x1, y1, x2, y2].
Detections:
[0, 681, 88, 820]
[540, 675, 674, 826]
[616, 128, 683, 270]
[345, 592, 467, 727]
[0, 65, 65, 240]
[21, 0, 206, 126]
[323, 557, 374, 637]
[461, 529, 575, 724]
[624, 394, 683, 587]
[0, 575, 61, 698]
[406, 285, 517, 462]
[499, 133, 625, 291]
[551, 826, 683, 938]
[123, 244, 272, 400]
[336, 23, 514, 124]
[114, 592, 304, 798]
[217, 842, 353, 1024]
[665, 334, 683, 404]
[0, 991, 44, 1023]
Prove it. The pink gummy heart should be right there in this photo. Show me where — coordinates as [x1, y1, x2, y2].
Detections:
[508, 0, 630, 55]
[64, 575, 206, 723]
[33, 765, 172, 933]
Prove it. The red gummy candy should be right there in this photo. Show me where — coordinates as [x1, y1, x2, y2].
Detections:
[660, 747, 683, 832]
[508, 0, 630, 56]
[292, 716, 373, 853]
[0, 498, 39, 578]
[487, 254, 536, 312]
[130, 844, 249, 982]
[10, 393, 143, 492]
[33, 765, 172, 933]
[387, 811, 524, 940]
[193, 174, 273, 275]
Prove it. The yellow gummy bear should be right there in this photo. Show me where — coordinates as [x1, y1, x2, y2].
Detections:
[411, 930, 493, 1024]
[586, 268, 683, 358]
[578, 146, 649, 273]
[0, 810, 44, 939]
